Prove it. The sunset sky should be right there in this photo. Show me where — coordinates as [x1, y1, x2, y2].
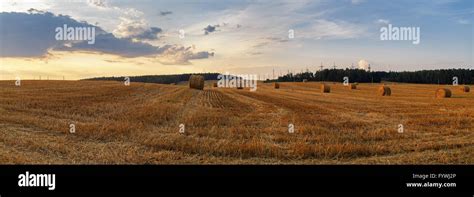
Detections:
[0, 0, 472, 80]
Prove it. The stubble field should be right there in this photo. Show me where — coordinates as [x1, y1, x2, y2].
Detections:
[0, 80, 473, 164]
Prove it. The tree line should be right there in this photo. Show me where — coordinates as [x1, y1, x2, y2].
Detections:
[83, 69, 473, 85]
[276, 69, 473, 84]
[83, 73, 221, 84]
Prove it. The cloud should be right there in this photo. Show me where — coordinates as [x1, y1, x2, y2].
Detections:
[457, 19, 470, 24]
[248, 51, 263, 56]
[135, 27, 162, 40]
[55, 33, 164, 57]
[266, 37, 289, 43]
[209, 1, 366, 42]
[302, 19, 366, 40]
[27, 8, 46, 14]
[87, 0, 108, 8]
[376, 19, 390, 25]
[358, 59, 370, 70]
[160, 11, 173, 16]
[86, 1, 166, 41]
[83, 1, 163, 40]
[253, 37, 288, 48]
[203, 24, 219, 35]
[0, 11, 103, 57]
[0, 11, 213, 64]
[113, 17, 162, 40]
[157, 46, 214, 65]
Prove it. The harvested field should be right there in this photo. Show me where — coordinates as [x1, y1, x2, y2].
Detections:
[0, 80, 473, 164]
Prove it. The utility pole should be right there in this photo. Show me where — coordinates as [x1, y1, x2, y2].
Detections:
[320, 62, 323, 71]
[333, 62, 336, 70]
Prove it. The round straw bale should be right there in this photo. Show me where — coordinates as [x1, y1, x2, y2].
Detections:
[349, 84, 357, 89]
[321, 84, 330, 93]
[460, 85, 470, 92]
[274, 82, 280, 89]
[189, 75, 204, 90]
[213, 82, 218, 87]
[378, 86, 391, 96]
[436, 88, 452, 98]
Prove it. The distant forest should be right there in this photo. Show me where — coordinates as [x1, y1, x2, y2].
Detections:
[84, 69, 474, 85]
[84, 73, 221, 84]
[277, 69, 474, 84]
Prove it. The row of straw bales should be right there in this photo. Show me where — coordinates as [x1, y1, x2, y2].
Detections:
[189, 75, 470, 98]
[272, 82, 470, 98]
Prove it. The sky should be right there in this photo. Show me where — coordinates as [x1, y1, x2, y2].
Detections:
[0, 0, 473, 80]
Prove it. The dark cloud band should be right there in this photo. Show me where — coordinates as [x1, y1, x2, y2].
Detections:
[0, 11, 212, 64]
